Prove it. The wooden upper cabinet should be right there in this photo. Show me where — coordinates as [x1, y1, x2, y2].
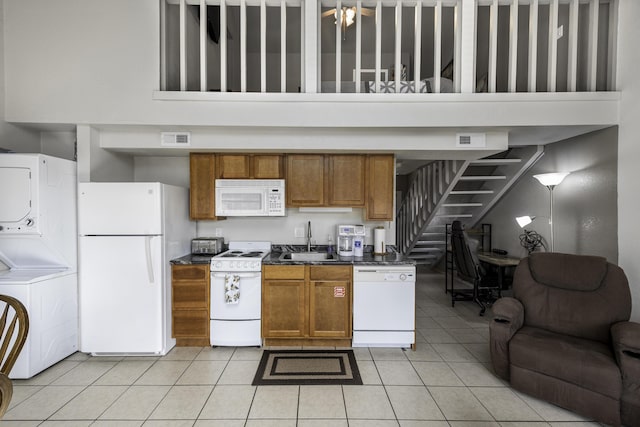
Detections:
[218, 155, 251, 178]
[328, 155, 366, 207]
[189, 153, 217, 220]
[218, 154, 284, 179]
[286, 154, 326, 207]
[366, 154, 395, 221]
[253, 155, 284, 179]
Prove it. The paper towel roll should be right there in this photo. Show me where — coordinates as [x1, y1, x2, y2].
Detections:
[374, 227, 386, 254]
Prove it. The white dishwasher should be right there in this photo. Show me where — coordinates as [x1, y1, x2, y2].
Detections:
[352, 265, 416, 348]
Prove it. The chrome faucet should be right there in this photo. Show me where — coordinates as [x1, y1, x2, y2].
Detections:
[307, 221, 312, 252]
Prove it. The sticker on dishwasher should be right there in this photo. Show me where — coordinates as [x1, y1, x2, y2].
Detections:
[334, 287, 346, 297]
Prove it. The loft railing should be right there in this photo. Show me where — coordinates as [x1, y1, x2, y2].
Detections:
[159, 0, 618, 94]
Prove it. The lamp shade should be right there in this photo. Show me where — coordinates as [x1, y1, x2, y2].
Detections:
[533, 172, 570, 187]
[516, 216, 534, 228]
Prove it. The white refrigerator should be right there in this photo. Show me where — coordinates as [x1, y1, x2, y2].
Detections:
[78, 182, 195, 355]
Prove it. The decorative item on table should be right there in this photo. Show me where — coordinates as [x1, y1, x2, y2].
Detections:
[519, 229, 545, 254]
[516, 216, 546, 253]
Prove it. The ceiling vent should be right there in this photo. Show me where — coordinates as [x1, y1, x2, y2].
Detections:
[456, 133, 486, 148]
[161, 132, 191, 147]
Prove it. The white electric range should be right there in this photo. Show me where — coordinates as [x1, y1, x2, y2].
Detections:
[209, 241, 270, 346]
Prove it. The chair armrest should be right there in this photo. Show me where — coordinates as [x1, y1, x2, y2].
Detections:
[611, 321, 640, 425]
[489, 297, 524, 381]
[612, 321, 640, 375]
[492, 297, 525, 338]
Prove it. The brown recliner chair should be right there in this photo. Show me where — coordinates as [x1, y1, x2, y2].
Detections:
[490, 252, 640, 427]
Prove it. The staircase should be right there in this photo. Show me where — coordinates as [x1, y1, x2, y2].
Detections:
[396, 146, 544, 266]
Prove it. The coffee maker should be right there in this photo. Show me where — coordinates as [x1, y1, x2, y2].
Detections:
[337, 224, 366, 257]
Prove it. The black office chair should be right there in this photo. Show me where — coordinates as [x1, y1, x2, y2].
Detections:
[449, 220, 498, 316]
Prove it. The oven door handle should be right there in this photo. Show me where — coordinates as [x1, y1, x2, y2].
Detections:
[211, 272, 261, 279]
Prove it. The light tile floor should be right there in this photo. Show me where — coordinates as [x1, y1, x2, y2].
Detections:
[1, 270, 600, 426]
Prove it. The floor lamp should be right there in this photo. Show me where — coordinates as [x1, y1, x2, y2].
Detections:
[532, 172, 570, 252]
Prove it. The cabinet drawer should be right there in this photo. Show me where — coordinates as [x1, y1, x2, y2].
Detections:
[173, 282, 208, 308]
[172, 265, 209, 281]
[309, 266, 352, 281]
[263, 265, 305, 280]
[173, 309, 209, 337]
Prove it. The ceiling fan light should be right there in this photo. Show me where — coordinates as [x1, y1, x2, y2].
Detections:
[335, 7, 357, 27]
[345, 7, 356, 26]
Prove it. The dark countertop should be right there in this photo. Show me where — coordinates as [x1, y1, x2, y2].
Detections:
[263, 251, 414, 266]
[171, 245, 415, 266]
[170, 254, 214, 265]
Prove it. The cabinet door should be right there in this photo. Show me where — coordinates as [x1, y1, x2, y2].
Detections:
[262, 279, 306, 337]
[366, 154, 395, 221]
[253, 155, 284, 179]
[286, 154, 326, 207]
[171, 264, 210, 342]
[189, 153, 217, 220]
[218, 155, 251, 179]
[328, 155, 366, 206]
[173, 310, 210, 337]
[309, 279, 351, 338]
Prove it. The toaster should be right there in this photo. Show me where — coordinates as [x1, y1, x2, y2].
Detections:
[191, 237, 224, 255]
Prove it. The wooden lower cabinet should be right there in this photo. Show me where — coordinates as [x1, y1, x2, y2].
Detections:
[262, 265, 352, 346]
[171, 264, 210, 346]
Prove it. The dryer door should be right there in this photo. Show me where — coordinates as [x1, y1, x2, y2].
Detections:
[0, 167, 36, 234]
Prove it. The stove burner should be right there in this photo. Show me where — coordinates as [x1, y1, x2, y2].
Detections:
[221, 253, 238, 258]
[229, 251, 244, 254]
[241, 251, 263, 257]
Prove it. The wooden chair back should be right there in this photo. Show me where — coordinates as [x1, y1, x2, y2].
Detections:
[0, 295, 29, 376]
[0, 294, 28, 418]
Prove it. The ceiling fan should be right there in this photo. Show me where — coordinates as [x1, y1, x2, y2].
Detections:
[321, 6, 375, 35]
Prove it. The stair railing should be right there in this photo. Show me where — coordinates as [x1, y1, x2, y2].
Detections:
[396, 159, 469, 255]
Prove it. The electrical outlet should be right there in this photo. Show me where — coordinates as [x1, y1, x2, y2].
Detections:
[365, 226, 371, 236]
[215, 228, 222, 237]
[294, 227, 305, 238]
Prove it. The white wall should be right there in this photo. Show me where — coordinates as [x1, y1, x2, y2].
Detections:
[197, 209, 392, 248]
[2, 0, 618, 132]
[0, 1, 40, 153]
[76, 125, 134, 183]
[482, 127, 618, 262]
[41, 131, 76, 161]
[617, 0, 640, 322]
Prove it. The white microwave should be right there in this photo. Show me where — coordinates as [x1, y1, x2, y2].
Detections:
[215, 179, 286, 217]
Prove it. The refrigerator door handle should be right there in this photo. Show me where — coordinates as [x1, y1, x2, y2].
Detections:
[145, 236, 155, 284]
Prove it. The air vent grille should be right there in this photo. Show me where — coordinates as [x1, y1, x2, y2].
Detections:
[161, 132, 191, 147]
[456, 133, 486, 148]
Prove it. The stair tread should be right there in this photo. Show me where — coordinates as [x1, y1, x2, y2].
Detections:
[435, 214, 473, 218]
[442, 203, 483, 207]
[471, 159, 521, 165]
[459, 175, 507, 180]
[450, 190, 494, 194]
[408, 254, 438, 260]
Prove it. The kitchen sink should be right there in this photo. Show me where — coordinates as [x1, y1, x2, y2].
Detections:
[279, 252, 339, 262]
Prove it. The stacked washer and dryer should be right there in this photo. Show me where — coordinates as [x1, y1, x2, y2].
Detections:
[0, 154, 79, 378]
